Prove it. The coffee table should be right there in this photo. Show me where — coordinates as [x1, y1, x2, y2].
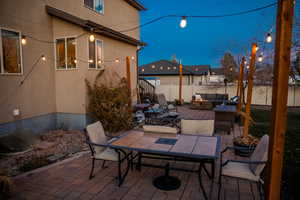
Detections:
[107, 130, 221, 199]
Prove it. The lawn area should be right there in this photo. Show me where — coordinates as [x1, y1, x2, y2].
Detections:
[250, 107, 300, 200]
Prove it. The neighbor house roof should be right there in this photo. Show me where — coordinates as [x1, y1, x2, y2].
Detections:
[139, 60, 211, 76]
[124, 0, 147, 11]
[46, 6, 146, 46]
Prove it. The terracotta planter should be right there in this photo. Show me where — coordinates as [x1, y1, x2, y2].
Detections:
[233, 141, 256, 157]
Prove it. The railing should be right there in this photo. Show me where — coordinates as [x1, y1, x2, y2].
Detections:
[138, 78, 156, 103]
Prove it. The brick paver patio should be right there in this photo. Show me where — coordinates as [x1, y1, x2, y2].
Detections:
[10, 107, 259, 200]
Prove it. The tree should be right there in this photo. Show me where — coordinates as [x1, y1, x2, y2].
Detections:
[220, 52, 238, 82]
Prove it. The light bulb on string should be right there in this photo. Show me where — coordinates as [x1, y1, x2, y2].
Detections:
[74, 59, 77, 64]
[266, 33, 272, 43]
[246, 65, 250, 69]
[180, 16, 187, 28]
[89, 34, 95, 42]
[258, 54, 263, 62]
[131, 56, 135, 60]
[21, 35, 27, 45]
[115, 58, 120, 63]
[88, 59, 94, 63]
[255, 46, 259, 51]
[41, 55, 46, 61]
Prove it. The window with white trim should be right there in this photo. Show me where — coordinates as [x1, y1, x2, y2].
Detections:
[0, 28, 22, 74]
[55, 37, 77, 69]
[89, 39, 103, 69]
[84, 0, 104, 14]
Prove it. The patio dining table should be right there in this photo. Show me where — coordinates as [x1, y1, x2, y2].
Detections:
[107, 130, 221, 199]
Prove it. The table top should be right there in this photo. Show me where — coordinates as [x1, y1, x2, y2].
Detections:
[107, 131, 221, 159]
[214, 105, 237, 113]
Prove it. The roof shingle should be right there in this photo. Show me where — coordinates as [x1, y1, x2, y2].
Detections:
[139, 60, 211, 76]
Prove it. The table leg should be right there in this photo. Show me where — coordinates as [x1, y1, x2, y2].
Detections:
[198, 163, 208, 200]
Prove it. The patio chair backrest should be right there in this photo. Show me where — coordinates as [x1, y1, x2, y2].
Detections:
[180, 119, 214, 136]
[249, 135, 269, 176]
[157, 94, 168, 107]
[143, 125, 178, 134]
[86, 121, 107, 154]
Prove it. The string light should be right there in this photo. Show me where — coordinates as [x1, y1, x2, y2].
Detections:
[142, 68, 145, 72]
[21, 36, 27, 45]
[151, 65, 155, 68]
[98, 60, 102, 64]
[131, 56, 135, 60]
[246, 65, 250, 69]
[115, 58, 120, 63]
[266, 33, 272, 43]
[244, 60, 247, 65]
[74, 59, 77, 64]
[180, 16, 187, 28]
[256, 46, 259, 51]
[89, 34, 95, 42]
[88, 59, 94, 63]
[258, 54, 263, 62]
[41, 55, 46, 61]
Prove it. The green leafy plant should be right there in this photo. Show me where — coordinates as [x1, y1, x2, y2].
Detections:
[85, 71, 133, 135]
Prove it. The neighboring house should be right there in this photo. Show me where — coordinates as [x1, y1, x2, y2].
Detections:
[209, 68, 225, 84]
[0, 0, 146, 135]
[139, 60, 211, 86]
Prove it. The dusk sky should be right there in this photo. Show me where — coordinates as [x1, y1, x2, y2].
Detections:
[137, 0, 299, 68]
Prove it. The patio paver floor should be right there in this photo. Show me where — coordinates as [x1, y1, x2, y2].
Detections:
[10, 107, 259, 200]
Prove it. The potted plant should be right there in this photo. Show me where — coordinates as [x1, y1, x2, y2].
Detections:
[233, 112, 259, 157]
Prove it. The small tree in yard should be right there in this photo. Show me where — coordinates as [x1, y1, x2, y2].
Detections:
[220, 52, 239, 82]
[85, 71, 133, 136]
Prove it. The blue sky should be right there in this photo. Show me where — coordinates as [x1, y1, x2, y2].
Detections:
[137, 0, 298, 68]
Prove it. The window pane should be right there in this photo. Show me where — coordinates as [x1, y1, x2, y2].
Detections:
[89, 40, 95, 68]
[95, 0, 103, 13]
[1, 29, 21, 73]
[67, 38, 76, 69]
[96, 40, 103, 68]
[84, 0, 93, 8]
[56, 39, 66, 69]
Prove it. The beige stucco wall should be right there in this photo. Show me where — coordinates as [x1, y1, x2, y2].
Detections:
[0, 0, 140, 124]
[0, 0, 56, 124]
[53, 18, 138, 114]
[142, 75, 209, 86]
[156, 84, 300, 106]
[46, 0, 140, 39]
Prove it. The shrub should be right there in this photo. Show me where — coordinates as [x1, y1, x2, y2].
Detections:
[0, 169, 13, 197]
[85, 71, 133, 134]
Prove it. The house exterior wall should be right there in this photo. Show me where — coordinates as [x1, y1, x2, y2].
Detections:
[0, 0, 140, 135]
[0, 0, 56, 125]
[46, 0, 140, 39]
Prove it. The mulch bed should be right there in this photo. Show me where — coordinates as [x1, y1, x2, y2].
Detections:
[0, 130, 87, 176]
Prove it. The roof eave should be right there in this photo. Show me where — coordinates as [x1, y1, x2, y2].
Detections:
[45, 5, 146, 47]
[124, 0, 147, 11]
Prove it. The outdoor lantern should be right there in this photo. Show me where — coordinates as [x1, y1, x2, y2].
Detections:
[266, 33, 272, 43]
[89, 34, 95, 42]
[180, 16, 187, 28]
[21, 35, 27, 45]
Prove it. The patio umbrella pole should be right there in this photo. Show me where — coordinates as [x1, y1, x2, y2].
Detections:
[266, 0, 294, 199]
[237, 57, 245, 113]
